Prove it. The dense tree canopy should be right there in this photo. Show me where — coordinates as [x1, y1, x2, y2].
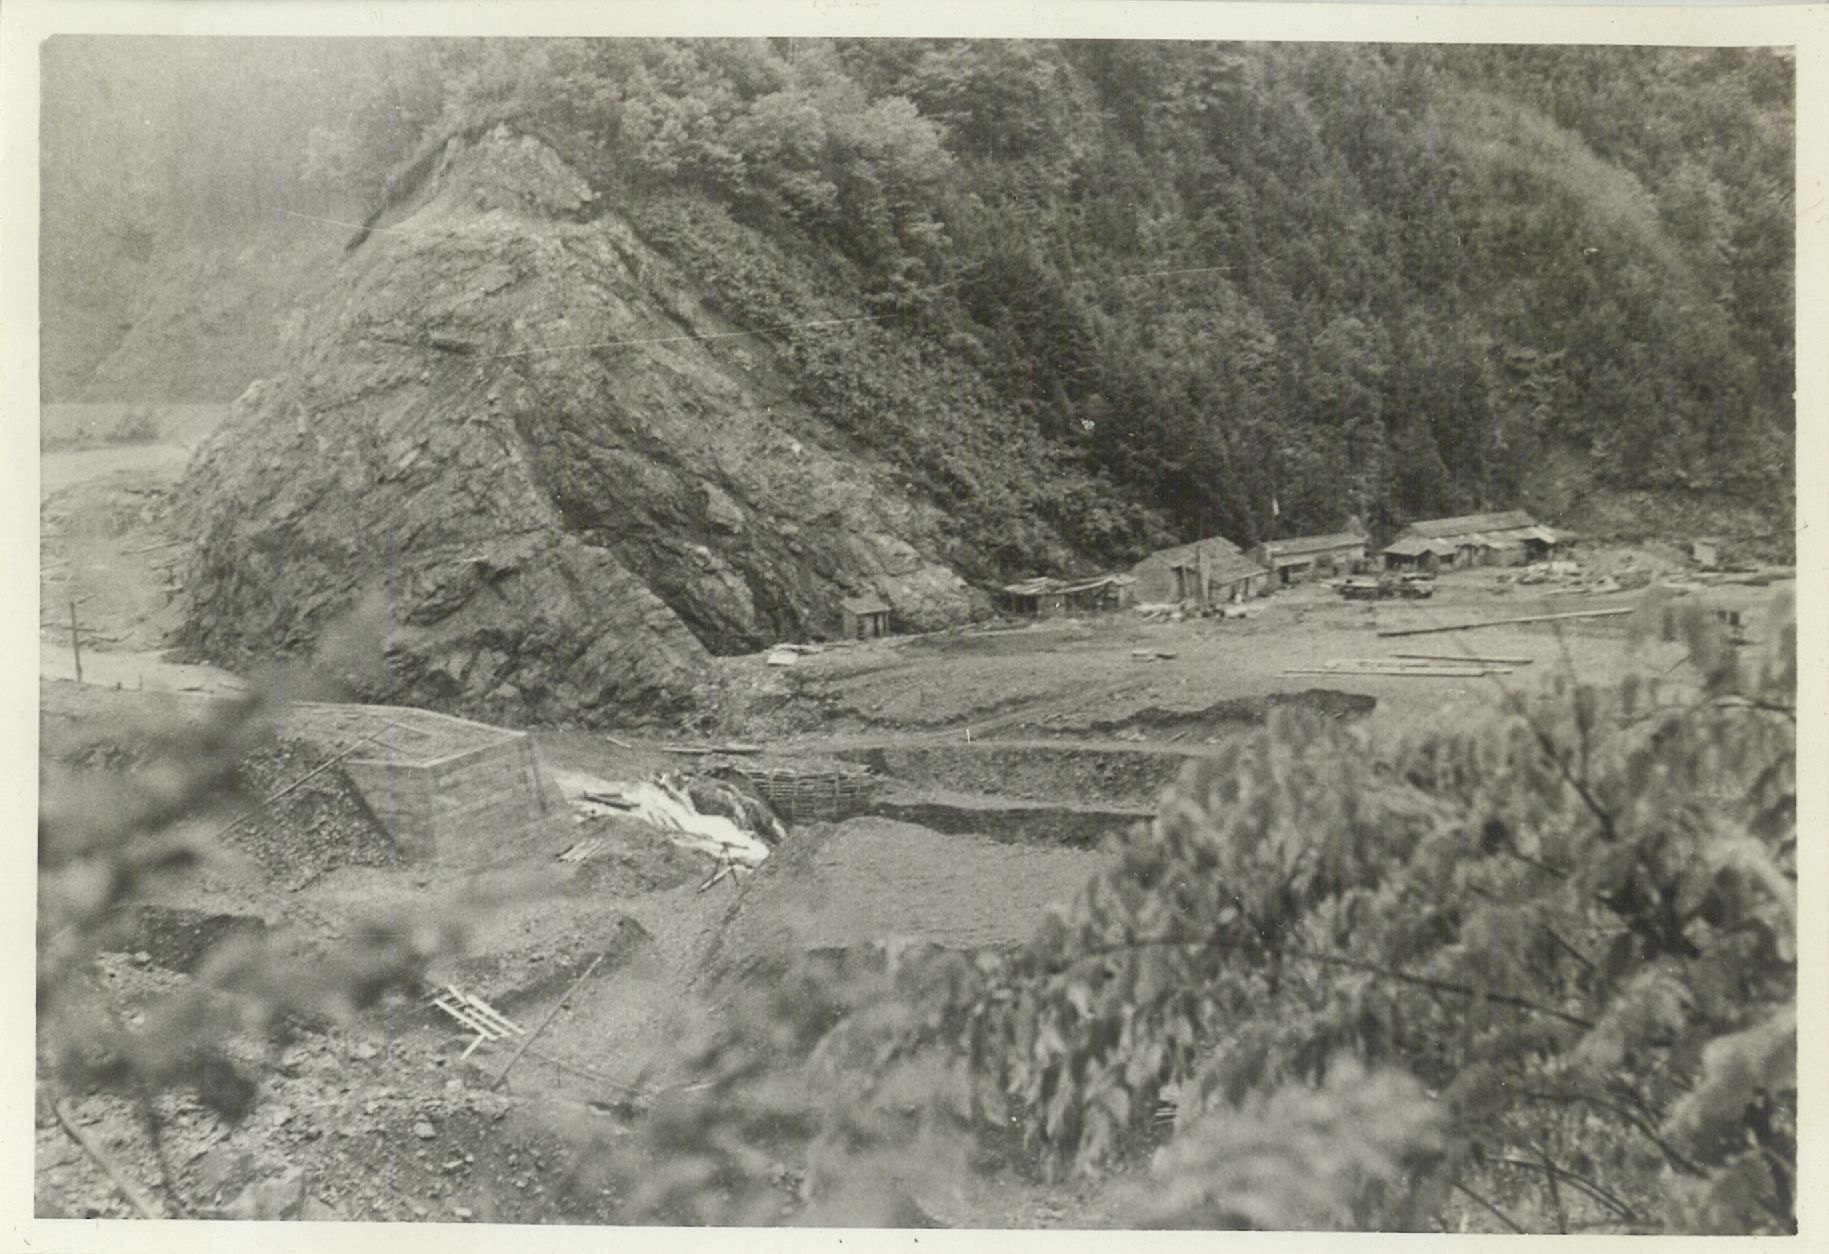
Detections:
[43, 38, 1794, 562]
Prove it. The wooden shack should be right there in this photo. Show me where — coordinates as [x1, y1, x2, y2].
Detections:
[1002, 573, 1136, 618]
[840, 594, 891, 640]
[1252, 530, 1370, 585]
[1382, 510, 1563, 571]
[1131, 536, 1266, 605]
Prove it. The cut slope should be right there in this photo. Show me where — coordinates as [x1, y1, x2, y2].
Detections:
[176, 129, 983, 724]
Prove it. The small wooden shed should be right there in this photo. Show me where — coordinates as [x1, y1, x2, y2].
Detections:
[840, 594, 891, 640]
[1252, 530, 1370, 585]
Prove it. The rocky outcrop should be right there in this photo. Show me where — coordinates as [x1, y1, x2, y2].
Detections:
[177, 130, 981, 724]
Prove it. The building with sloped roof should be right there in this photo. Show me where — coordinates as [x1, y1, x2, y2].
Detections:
[1131, 536, 1267, 605]
[1381, 510, 1564, 571]
[840, 594, 891, 640]
[1001, 573, 1135, 618]
[1251, 529, 1369, 585]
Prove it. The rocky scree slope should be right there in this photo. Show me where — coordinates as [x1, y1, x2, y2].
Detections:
[176, 130, 981, 724]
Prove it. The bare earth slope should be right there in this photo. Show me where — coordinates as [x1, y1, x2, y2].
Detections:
[176, 129, 979, 724]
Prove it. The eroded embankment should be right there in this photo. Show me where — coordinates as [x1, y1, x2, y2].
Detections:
[840, 742, 1205, 808]
[831, 689, 1376, 842]
[1075, 688, 1378, 740]
[867, 792, 1151, 848]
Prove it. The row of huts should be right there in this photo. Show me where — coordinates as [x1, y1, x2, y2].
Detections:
[1378, 510, 1566, 571]
[996, 509, 1568, 619]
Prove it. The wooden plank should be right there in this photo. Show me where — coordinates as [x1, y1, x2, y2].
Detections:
[1282, 667, 1506, 678]
[1322, 659, 1455, 669]
[491, 953, 605, 1090]
[122, 537, 187, 555]
[1392, 652, 1533, 665]
[207, 729, 390, 843]
[654, 742, 763, 756]
[1376, 608, 1634, 638]
[53, 1100, 162, 1219]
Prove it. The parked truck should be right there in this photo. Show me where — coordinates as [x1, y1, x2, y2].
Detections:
[1338, 572, 1435, 601]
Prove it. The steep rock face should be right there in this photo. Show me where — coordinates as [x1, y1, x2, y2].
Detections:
[177, 130, 980, 723]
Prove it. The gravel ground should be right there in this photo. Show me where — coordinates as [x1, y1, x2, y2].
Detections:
[700, 818, 1104, 986]
[228, 738, 404, 890]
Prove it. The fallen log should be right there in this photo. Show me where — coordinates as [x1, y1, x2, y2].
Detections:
[1376, 608, 1634, 638]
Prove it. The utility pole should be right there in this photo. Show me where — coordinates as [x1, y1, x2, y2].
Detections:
[68, 600, 83, 685]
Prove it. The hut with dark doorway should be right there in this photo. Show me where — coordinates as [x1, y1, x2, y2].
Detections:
[1382, 510, 1564, 570]
[1131, 536, 1266, 605]
[1252, 530, 1370, 585]
[839, 594, 891, 640]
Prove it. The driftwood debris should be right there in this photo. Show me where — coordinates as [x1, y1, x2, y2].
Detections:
[1376, 607, 1634, 638]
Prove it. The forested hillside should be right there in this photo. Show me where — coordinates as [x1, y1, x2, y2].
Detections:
[44, 37, 1794, 561]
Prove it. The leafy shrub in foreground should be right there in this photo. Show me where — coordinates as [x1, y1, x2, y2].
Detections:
[39, 597, 1795, 1231]
[927, 597, 1794, 1230]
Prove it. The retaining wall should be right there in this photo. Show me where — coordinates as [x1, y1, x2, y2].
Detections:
[293, 703, 568, 865]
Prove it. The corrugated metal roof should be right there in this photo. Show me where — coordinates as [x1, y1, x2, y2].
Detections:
[1167, 552, 1265, 583]
[1137, 535, 1263, 585]
[1262, 531, 1368, 560]
[841, 595, 890, 615]
[1002, 573, 1134, 597]
[1058, 574, 1133, 595]
[1402, 510, 1537, 539]
[1382, 536, 1459, 557]
[1145, 534, 1246, 566]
